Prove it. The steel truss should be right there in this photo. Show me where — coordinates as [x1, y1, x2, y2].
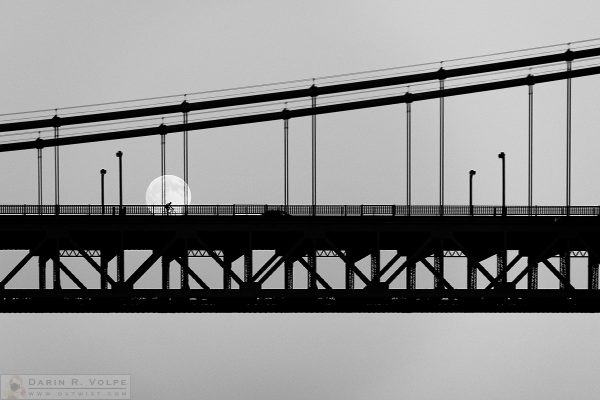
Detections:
[1, 214, 600, 312]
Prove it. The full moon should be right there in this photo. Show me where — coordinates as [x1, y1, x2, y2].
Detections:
[145, 175, 192, 213]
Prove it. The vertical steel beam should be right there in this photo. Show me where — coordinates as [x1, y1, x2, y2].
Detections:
[181, 241, 189, 289]
[117, 235, 124, 284]
[406, 259, 416, 289]
[497, 250, 507, 283]
[223, 252, 232, 290]
[52, 251, 61, 290]
[467, 258, 477, 290]
[117, 251, 124, 284]
[371, 234, 380, 283]
[345, 259, 354, 289]
[560, 250, 570, 290]
[527, 257, 538, 289]
[588, 255, 599, 290]
[284, 260, 293, 289]
[528, 82, 534, 214]
[307, 238, 317, 289]
[406, 101, 412, 215]
[100, 251, 110, 290]
[434, 250, 444, 290]
[566, 54, 573, 215]
[244, 253, 253, 282]
[161, 256, 170, 289]
[371, 252, 380, 283]
[244, 236, 253, 283]
[307, 252, 317, 289]
[38, 255, 46, 289]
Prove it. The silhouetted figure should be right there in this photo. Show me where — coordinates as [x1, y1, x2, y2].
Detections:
[165, 202, 174, 215]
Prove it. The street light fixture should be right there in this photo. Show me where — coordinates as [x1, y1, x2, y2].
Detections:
[100, 169, 106, 214]
[116, 151, 123, 214]
[469, 170, 476, 216]
[498, 152, 506, 216]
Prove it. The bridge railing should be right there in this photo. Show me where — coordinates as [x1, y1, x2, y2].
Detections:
[0, 204, 599, 216]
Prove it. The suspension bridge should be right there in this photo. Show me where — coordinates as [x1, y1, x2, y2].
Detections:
[1, 40, 600, 312]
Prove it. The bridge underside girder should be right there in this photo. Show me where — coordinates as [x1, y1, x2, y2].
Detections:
[1, 215, 600, 312]
[1, 289, 600, 313]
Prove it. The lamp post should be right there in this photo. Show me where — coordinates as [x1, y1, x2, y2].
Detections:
[100, 169, 106, 214]
[469, 170, 476, 216]
[36, 137, 43, 214]
[116, 151, 123, 214]
[498, 152, 506, 216]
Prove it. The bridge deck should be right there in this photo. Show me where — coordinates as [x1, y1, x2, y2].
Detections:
[0, 211, 599, 312]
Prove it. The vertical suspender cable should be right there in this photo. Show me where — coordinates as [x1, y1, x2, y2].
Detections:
[160, 117, 166, 211]
[406, 100, 412, 215]
[161, 132, 166, 209]
[183, 99, 189, 210]
[311, 89, 317, 208]
[439, 75, 445, 216]
[284, 109, 289, 208]
[38, 148, 42, 207]
[528, 80, 534, 214]
[37, 133, 42, 213]
[53, 113, 60, 213]
[566, 53, 573, 215]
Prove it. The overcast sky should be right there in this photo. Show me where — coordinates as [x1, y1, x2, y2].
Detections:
[2, 1, 600, 399]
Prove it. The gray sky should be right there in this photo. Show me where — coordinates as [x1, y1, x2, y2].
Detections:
[2, 1, 600, 399]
